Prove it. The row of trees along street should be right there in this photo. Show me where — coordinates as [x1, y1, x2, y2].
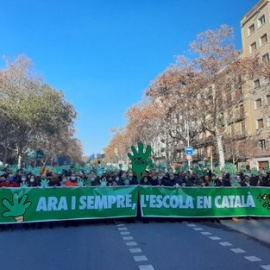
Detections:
[0, 56, 83, 167]
[105, 25, 270, 168]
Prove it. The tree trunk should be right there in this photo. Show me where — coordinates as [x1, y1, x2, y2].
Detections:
[18, 155, 22, 169]
[16, 145, 23, 169]
[216, 134, 225, 169]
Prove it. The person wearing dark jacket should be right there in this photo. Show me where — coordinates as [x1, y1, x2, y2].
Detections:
[161, 173, 174, 186]
[150, 174, 159, 186]
[130, 175, 138, 185]
[49, 176, 61, 187]
[222, 173, 231, 187]
[141, 176, 151, 186]
[240, 175, 250, 187]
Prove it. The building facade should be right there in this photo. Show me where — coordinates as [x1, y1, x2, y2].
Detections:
[241, 0, 270, 169]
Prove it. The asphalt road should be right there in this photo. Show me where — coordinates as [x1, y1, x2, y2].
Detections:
[0, 219, 270, 270]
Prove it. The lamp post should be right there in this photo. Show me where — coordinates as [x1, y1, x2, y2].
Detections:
[186, 120, 191, 170]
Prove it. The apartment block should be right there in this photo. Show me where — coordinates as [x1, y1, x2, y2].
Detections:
[241, 0, 270, 169]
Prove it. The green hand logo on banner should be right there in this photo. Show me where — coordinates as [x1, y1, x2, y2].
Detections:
[2, 193, 32, 222]
[128, 142, 152, 183]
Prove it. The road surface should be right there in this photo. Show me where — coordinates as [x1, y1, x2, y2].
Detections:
[0, 219, 270, 270]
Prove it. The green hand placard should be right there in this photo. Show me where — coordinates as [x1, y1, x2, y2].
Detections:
[77, 179, 85, 187]
[40, 179, 49, 188]
[2, 193, 31, 222]
[209, 181, 216, 187]
[128, 142, 152, 183]
[100, 178, 107, 187]
[20, 182, 29, 188]
[232, 181, 240, 187]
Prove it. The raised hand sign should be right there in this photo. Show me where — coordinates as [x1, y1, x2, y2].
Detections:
[128, 142, 152, 183]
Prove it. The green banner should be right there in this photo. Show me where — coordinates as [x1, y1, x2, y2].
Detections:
[139, 186, 270, 218]
[1, 186, 270, 223]
[0, 186, 138, 224]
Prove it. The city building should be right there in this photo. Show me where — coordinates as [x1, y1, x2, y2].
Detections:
[241, 0, 270, 169]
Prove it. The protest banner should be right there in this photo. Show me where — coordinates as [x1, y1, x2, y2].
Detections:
[139, 186, 270, 218]
[0, 186, 138, 224]
[1, 186, 270, 223]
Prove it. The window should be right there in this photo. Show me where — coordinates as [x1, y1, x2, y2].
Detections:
[239, 86, 243, 97]
[226, 92, 232, 106]
[235, 88, 242, 101]
[259, 139, 266, 149]
[254, 79, 260, 88]
[258, 15, 266, 27]
[267, 116, 270, 127]
[267, 95, 270, 105]
[231, 90, 235, 101]
[250, 42, 257, 53]
[219, 113, 225, 125]
[255, 98, 262, 109]
[260, 34, 268, 46]
[240, 104, 244, 117]
[257, 118, 264, 129]
[248, 24, 255, 35]
[263, 53, 270, 63]
[241, 120, 246, 134]
[230, 124, 235, 136]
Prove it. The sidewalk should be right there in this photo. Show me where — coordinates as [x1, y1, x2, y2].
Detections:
[221, 218, 270, 245]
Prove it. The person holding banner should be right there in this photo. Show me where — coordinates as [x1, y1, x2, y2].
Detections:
[65, 175, 78, 187]
[150, 174, 159, 186]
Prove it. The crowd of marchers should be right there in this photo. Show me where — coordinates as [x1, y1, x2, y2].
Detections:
[0, 167, 270, 188]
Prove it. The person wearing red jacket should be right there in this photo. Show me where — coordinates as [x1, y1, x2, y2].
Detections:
[0, 176, 7, 187]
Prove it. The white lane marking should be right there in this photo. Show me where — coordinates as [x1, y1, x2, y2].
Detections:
[261, 265, 270, 270]
[201, 232, 212, 236]
[123, 236, 134, 241]
[130, 248, 142, 253]
[231, 248, 246, 253]
[219, 242, 233, 247]
[134, 255, 148, 262]
[120, 232, 130, 235]
[139, 265, 155, 270]
[193, 228, 203, 231]
[209, 236, 221, 240]
[118, 227, 128, 231]
[118, 226, 154, 270]
[126, 242, 138, 246]
[186, 224, 196, 227]
[245, 256, 261, 262]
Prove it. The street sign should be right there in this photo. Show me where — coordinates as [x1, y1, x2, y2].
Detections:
[186, 155, 192, 160]
[185, 147, 195, 156]
[36, 150, 44, 159]
[27, 150, 44, 159]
